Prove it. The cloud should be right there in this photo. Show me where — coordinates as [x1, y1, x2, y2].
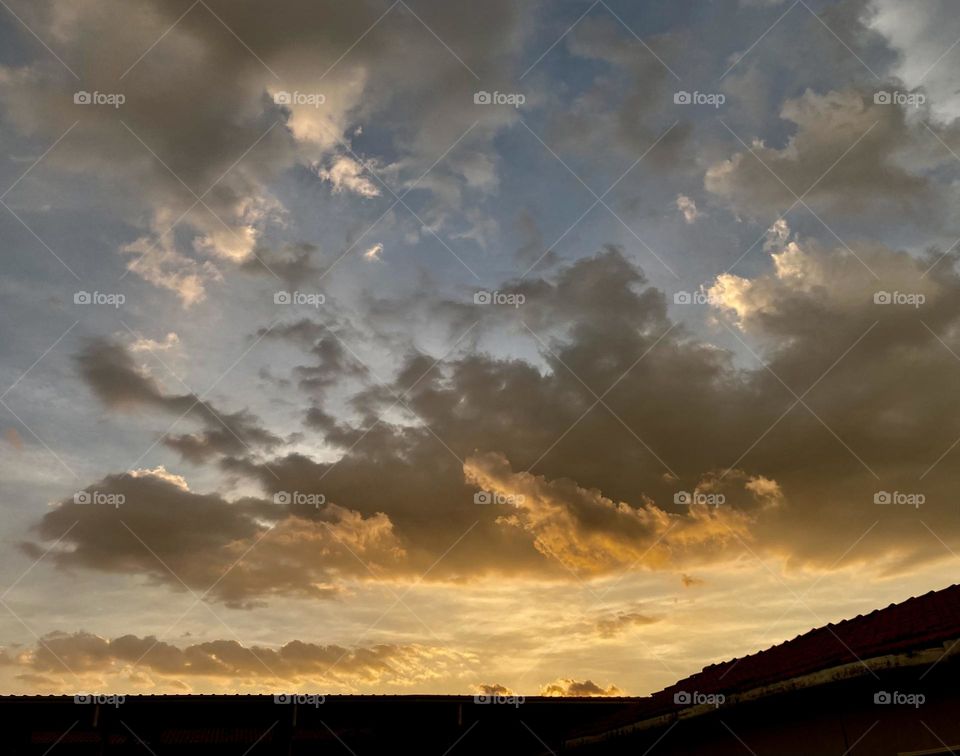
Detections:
[10, 0, 960, 700]
[129, 465, 190, 491]
[26, 467, 405, 607]
[705, 89, 943, 222]
[26, 237, 960, 602]
[75, 338, 282, 462]
[0, 0, 530, 302]
[315, 155, 382, 198]
[257, 319, 368, 396]
[676, 194, 700, 224]
[744, 475, 783, 507]
[239, 243, 325, 288]
[363, 242, 384, 261]
[540, 678, 623, 697]
[6, 631, 475, 691]
[121, 219, 223, 306]
[239, 240, 960, 580]
[867, 0, 960, 121]
[128, 332, 180, 353]
[595, 610, 660, 638]
[463, 451, 750, 575]
[706, 222, 944, 331]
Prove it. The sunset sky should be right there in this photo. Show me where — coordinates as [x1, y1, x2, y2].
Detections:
[1, 0, 959, 697]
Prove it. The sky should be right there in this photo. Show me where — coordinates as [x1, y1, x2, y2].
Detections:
[0, 0, 959, 697]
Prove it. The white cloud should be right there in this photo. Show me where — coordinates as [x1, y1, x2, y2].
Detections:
[363, 242, 384, 261]
[868, 0, 960, 121]
[763, 218, 791, 251]
[129, 332, 180, 352]
[121, 213, 223, 307]
[315, 155, 382, 198]
[129, 466, 190, 491]
[676, 194, 700, 224]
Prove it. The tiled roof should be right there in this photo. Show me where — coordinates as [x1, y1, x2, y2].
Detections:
[566, 583, 960, 742]
[659, 583, 960, 699]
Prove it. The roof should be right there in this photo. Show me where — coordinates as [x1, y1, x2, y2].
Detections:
[566, 583, 960, 744]
[659, 582, 960, 699]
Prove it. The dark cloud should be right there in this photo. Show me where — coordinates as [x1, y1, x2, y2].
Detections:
[75, 339, 282, 462]
[246, 240, 960, 579]
[25, 467, 404, 607]
[595, 610, 660, 639]
[240, 243, 325, 288]
[705, 88, 950, 223]
[43, 239, 960, 600]
[263, 319, 369, 394]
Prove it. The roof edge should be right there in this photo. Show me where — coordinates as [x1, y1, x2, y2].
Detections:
[565, 638, 960, 750]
